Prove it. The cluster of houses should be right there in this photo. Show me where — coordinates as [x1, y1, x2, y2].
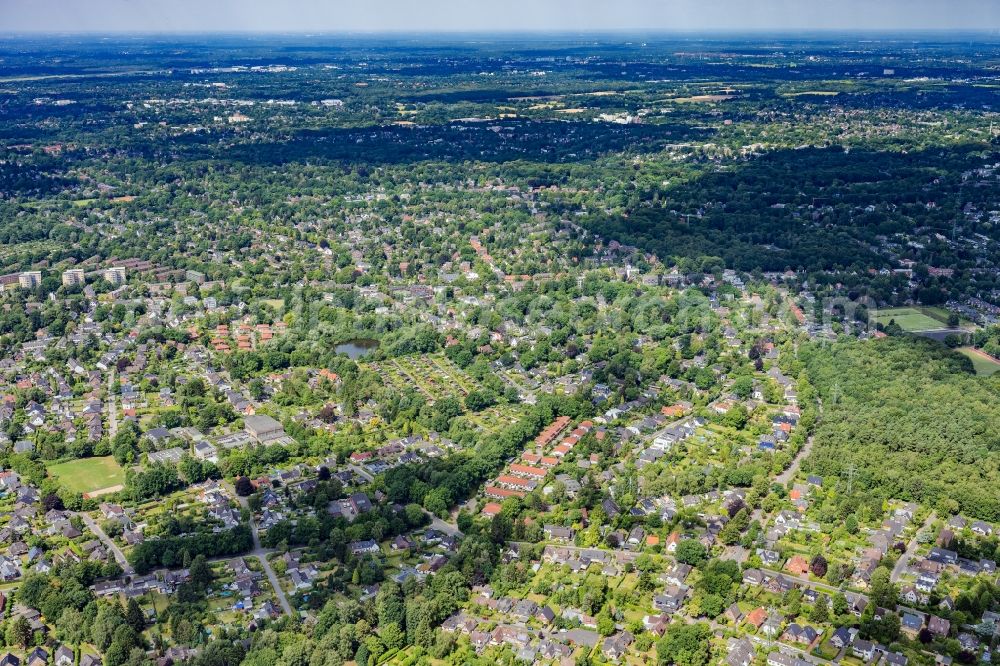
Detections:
[0, 642, 94, 666]
[440, 584, 636, 664]
[893, 515, 999, 608]
[0, 473, 126, 583]
[484, 417, 592, 503]
[208, 320, 287, 354]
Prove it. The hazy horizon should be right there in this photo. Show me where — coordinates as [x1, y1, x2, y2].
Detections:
[4, 0, 1000, 34]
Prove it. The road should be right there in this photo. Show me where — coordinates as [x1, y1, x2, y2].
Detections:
[760, 557, 929, 614]
[751, 434, 813, 525]
[77, 511, 134, 575]
[750, 636, 837, 666]
[760, 567, 854, 598]
[751, 398, 823, 525]
[892, 511, 936, 583]
[777, 398, 823, 486]
[250, 533, 293, 617]
[107, 368, 118, 439]
[225, 482, 294, 616]
[776, 429, 815, 486]
[348, 464, 375, 483]
[424, 510, 463, 537]
[754, 567, 933, 619]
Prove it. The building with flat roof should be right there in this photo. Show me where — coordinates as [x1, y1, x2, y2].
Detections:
[18, 271, 42, 289]
[147, 447, 185, 465]
[62, 269, 86, 287]
[105, 267, 127, 286]
[244, 414, 285, 443]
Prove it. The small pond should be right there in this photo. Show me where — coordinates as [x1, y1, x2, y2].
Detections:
[335, 338, 379, 359]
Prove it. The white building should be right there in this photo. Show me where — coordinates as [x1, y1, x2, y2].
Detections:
[105, 267, 127, 286]
[62, 269, 86, 287]
[19, 271, 42, 289]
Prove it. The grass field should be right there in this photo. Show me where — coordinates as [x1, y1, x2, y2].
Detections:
[47, 456, 126, 494]
[870, 307, 947, 332]
[957, 347, 1000, 377]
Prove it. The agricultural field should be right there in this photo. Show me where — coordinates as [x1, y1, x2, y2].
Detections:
[47, 456, 126, 495]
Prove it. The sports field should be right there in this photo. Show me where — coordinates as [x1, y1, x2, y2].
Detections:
[47, 456, 126, 495]
[957, 347, 1000, 377]
[870, 307, 946, 332]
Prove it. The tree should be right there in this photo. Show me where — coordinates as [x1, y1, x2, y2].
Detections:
[718, 521, 742, 546]
[92, 602, 126, 651]
[944, 333, 963, 348]
[105, 625, 140, 666]
[810, 595, 829, 624]
[464, 389, 497, 412]
[7, 615, 32, 648]
[723, 404, 749, 429]
[126, 599, 145, 633]
[732, 376, 754, 400]
[597, 611, 616, 636]
[405, 600, 433, 648]
[656, 623, 712, 666]
[190, 554, 213, 589]
[810, 554, 828, 578]
[784, 589, 803, 619]
[249, 379, 266, 401]
[832, 592, 850, 616]
[845, 515, 859, 534]
[872, 612, 901, 644]
[354, 643, 370, 666]
[234, 476, 254, 496]
[699, 593, 725, 619]
[57, 607, 88, 646]
[422, 487, 451, 517]
[42, 493, 64, 511]
[376, 583, 405, 628]
[869, 568, 898, 609]
[675, 539, 708, 566]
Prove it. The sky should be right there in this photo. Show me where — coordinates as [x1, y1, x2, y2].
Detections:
[2, 0, 1000, 34]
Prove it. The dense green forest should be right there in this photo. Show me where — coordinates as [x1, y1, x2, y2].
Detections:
[582, 144, 1000, 275]
[802, 337, 1000, 521]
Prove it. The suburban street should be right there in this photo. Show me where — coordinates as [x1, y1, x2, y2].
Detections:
[348, 464, 375, 483]
[425, 510, 463, 537]
[760, 567, 855, 597]
[749, 398, 823, 526]
[751, 635, 837, 666]
[775, 429, 815, 487]
[224, 482, 293, 616]
[76, 511, 134, 575]
[892, 511, 936, 583]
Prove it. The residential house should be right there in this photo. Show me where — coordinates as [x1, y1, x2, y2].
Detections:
[853, 639, 876, 661]
[602, 631, 633, 661]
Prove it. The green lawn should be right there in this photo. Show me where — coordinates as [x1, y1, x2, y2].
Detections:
[870, 307, 945, 332]
[957, 347, 1000, 377]
[47, 456, 126, 495]
[920, 306, 975, 329]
